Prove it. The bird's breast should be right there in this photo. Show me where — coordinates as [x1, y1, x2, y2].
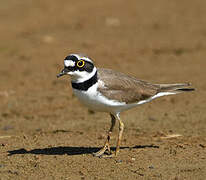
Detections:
[72, 82, 125, 113]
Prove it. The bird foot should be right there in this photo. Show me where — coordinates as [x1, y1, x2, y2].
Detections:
[93, 145, 112, 157]
[93, 147, 119, 158]
[99, 153, 116, 158]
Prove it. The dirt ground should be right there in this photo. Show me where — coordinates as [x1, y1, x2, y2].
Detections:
[0, 0, 206, 179]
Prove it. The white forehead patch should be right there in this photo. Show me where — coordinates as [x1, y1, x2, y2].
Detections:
[64, 60, 75, 67]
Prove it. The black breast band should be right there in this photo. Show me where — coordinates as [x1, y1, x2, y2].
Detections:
[71, 71, 98, 91]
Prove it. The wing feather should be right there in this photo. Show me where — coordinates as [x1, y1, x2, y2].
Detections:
[97, 68, 160, 104]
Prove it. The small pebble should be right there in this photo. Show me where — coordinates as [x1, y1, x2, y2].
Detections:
[105, 17, 120, 27]
[42, 35, 54, 43]
[116, 160, 122, 163]
[131, 158, 136, 161]
[149, 165, 154, 169]
[2, 125, 13, 131]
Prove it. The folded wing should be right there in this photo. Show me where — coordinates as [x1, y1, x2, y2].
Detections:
[97, 68, 160, 104]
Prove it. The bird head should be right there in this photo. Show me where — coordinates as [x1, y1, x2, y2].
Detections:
[57, 54, 96, 83]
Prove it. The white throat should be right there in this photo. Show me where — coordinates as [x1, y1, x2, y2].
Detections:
[71, 67, 97, 83]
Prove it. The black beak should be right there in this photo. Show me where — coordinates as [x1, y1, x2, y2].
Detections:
[57, 68, 69, 78]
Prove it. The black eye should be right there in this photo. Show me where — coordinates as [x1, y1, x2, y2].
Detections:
[77, 60, 85, 68]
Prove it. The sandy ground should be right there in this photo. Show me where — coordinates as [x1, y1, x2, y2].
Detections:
[0, 0, 206, 179]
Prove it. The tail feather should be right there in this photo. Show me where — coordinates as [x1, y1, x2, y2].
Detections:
[156, 83, 195, 93]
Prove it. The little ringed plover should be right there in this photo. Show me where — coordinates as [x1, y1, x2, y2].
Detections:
[57, 53, 195, 157]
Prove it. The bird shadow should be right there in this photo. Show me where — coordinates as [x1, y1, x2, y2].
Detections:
[7, 144, 159, 156]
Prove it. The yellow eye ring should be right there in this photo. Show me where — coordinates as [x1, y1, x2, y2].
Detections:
[77, 60, 85, 68]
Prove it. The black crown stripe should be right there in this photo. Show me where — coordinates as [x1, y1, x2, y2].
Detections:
[71, 71, 98, 91]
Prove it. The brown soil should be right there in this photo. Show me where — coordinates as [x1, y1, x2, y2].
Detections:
[0, 0, 206, 179]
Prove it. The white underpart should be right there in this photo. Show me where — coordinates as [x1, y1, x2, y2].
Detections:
[73, 80, 126, 114]
[136, 92, 177, 105]
[72, 79, 178, 115]
[64, 60, 75, 67]
[70, 67, 97, 83]
[114, 92, 178, 113]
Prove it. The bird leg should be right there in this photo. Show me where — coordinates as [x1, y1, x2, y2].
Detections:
[115, 115, 124, 156]
[94, 113, 125, 158]
[100, 114, 124, 158]
[93, 114, 116, 157]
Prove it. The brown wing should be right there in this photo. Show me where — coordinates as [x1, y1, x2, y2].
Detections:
[97, 68, 160, 104]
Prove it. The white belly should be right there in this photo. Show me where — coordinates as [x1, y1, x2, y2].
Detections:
[72, 82, 177, 114]
[72, 82, 126, 114]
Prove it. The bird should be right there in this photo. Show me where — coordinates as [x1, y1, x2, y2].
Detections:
[57, 53, 195, 158]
